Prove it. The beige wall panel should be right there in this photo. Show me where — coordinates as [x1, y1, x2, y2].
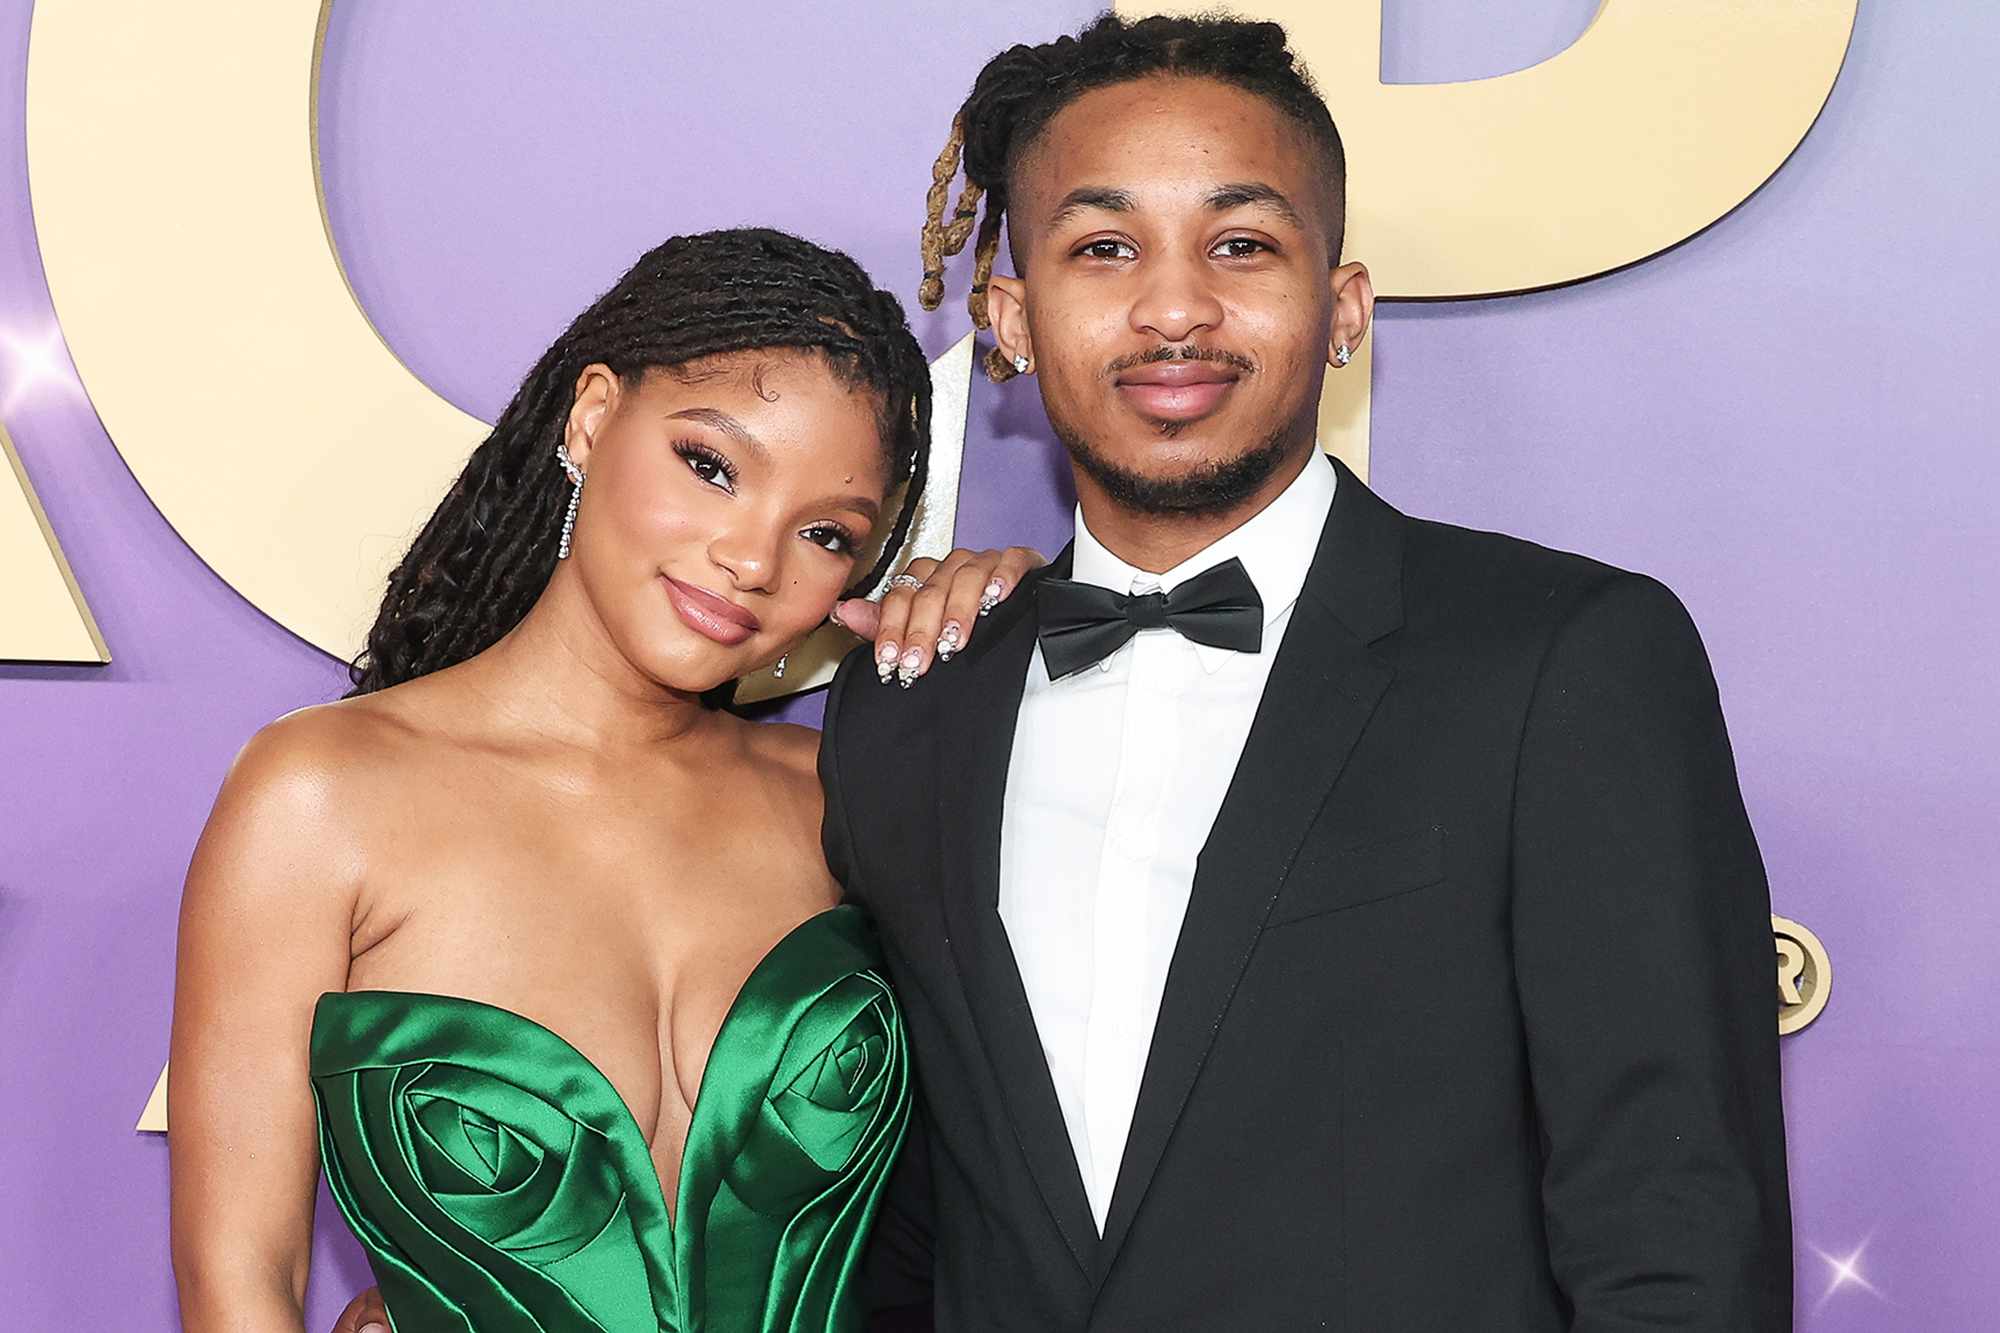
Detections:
[0, 422, 108, 663]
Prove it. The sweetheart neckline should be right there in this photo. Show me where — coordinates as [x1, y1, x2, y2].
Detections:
[312, 902, 853, 1239]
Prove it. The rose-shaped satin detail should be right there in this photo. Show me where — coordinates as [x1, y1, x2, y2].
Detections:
[710, 972, 905, 1218]
[393, 1064, 628, 1261]
[312, 906, 910, 1333]
[776, 1020, 890, 1171]
[314, 997, 671, 1332]
[670, 915, 911, 1330]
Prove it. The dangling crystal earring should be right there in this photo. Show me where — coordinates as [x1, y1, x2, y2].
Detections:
[1012, 354, 1031, 374]
[772, 654, 788, 679]
[555, 444, 584, 559]
[1334, 343, 1353, 368]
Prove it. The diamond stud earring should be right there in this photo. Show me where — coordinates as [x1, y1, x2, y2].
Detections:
[1334, 343, 1352, 368]
[1012, 354, 1031, 374]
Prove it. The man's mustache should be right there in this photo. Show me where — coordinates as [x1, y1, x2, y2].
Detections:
[1104, 345, 1257, 376]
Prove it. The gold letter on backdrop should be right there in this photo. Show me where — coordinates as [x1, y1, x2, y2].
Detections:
[0, 421, 108, 663]
[24, 1, 970, 704]
[1123, 0, 1859, 474]
[1774, 914, 1833, 1035]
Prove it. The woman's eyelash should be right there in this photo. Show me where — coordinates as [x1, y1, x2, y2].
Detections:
[671, 438, 852, 554]
[803, 523, 857, 555]
[673, 440, 738, 488]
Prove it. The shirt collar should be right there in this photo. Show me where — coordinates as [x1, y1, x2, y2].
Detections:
[1067, 451, 1338, 674]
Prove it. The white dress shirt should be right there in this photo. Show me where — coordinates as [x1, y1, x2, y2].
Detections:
[997, 455, 1338, 1232]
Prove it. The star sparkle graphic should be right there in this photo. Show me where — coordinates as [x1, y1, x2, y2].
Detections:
[1811, 1235, 1886, 1311]
[0, 323, 79, 414]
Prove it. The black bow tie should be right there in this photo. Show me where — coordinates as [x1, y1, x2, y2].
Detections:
[1034, 557, 1264, 681]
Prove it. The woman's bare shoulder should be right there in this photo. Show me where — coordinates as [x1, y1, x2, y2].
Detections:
[191, 694, 431, 896]
[229, 694, 417, 799]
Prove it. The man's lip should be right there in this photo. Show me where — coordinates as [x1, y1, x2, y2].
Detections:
[661, 576, 760, 644]
[1115, 376, 1239, 422]
[1113, 361, 1240, 387]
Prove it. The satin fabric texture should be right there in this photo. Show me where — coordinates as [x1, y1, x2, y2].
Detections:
[310, 905, 910, 1332]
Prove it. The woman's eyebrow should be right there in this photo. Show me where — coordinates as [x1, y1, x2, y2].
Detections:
[667, 407, 769, 463]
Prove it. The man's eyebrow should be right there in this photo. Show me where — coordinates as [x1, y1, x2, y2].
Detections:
[1047, 185, 1135, 228]
[1205, 181, 1305, 229]
[666, 407, 768, 462]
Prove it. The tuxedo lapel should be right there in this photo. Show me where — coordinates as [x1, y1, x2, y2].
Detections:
[1096, 458, 1406, 1267]
[935, 549, 1100, 1274]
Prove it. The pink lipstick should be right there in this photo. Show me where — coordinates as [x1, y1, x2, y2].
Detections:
[661, 575, 760, 646]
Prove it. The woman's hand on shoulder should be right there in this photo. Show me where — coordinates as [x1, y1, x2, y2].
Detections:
[832, 545, 1045, 688]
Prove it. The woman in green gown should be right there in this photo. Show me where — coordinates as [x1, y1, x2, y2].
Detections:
[168, 229, 1034, 1332]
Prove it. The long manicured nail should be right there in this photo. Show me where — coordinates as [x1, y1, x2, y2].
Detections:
[937, 620, 963, 661]
[978, 579, 1004, 617]
[361, 1325, 389, 1333]
[897, 646, 923, 688]
[877, 641, 898, 683]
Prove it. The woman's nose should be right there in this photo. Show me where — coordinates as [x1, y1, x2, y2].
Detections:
[708, 524, 781, 593]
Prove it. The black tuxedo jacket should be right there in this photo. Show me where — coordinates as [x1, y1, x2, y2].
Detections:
[820, 457, 1791, 1331]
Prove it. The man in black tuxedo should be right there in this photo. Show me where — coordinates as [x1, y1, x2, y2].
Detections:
[823, 13, 1791, 1332]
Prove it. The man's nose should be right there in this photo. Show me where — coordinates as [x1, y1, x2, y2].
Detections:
[1128, 255, 1224, 343]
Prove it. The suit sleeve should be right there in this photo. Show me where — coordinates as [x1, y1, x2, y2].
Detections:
[863, 1099, 938, 1330]
[818, 649, 937, 1327]
[819, 649, 866, 898]
[1511, 573, 1792, 1332]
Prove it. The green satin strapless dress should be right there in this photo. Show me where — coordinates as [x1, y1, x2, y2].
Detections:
[310, 906, 908, 1333]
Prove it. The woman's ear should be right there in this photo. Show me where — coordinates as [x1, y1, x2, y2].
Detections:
[1329, 261, 1375, 369]
[987, 273, 1033, 377]
[563, 364, 621, 471]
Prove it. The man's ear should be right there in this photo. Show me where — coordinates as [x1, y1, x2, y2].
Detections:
[1329, 261, 1375, 368]
[563, 364, 621, 471]
[987, 273, 1033, 375]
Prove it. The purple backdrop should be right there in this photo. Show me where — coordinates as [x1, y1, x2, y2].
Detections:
[2, 2, 1992, 1327]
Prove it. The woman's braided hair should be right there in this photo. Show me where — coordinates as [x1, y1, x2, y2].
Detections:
[920, 12, 1347, 381]
[348, 227, 931, 696]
